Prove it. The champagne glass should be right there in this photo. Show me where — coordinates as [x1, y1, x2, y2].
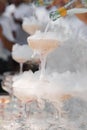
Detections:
[12, 86, 33, 129]
[12, 44, 32, 74]
[22, 17, 41, 35]
[27, 32, 58, 80]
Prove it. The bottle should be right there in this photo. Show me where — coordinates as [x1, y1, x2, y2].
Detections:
[35, 0, 44, 6]
[49, 0, 87, 21]
[35, 0, 52, 6]
[49, 7, 67, 21]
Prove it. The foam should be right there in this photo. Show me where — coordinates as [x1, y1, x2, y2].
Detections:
[12, 44, 33, 62]
[12, 70, 87, 102]
[28, 31, 59, 40]
[22, 17, 41, 35]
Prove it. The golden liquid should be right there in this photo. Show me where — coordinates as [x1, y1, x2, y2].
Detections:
[22, 24, 40, 35]
[13, 56, 27, 63]
[28, 39, 58, 54]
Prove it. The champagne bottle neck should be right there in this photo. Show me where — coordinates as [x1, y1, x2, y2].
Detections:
[49, 0, 87, 21]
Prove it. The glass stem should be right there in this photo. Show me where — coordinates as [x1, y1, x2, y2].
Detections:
[40, 54, 47, 80]
[25, 103, 30, 119]
[20, 63, 23, 74]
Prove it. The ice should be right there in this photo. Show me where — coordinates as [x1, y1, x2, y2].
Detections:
[12, 70, 87, 103]
[12, 70, 87, 129]
[46, 37, 87, 73]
